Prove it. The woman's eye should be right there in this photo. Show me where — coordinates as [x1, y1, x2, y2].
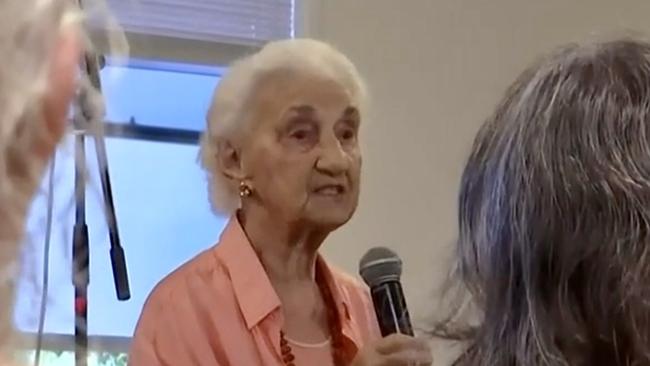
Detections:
[291, 130, 309, 140]
[341, 129, 355, 140]
[338, 128, 356, 142]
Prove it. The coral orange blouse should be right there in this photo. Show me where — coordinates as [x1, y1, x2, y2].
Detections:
[129, 217, 380, 365]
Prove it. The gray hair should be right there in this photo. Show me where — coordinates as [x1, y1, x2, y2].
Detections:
[199, 38, 368, 214]
[0, 0, 124, 358]
[437, 38, 650, 365]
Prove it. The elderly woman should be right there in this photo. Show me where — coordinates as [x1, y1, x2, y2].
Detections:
[0, 0, 80, 362]
[129, 39, 432, 365]
[437, 38, 650, 365]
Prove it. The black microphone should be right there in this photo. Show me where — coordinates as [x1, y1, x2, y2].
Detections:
[359, 247, 414, 336]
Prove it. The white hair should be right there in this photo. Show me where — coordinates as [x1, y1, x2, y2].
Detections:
[0, 0, 125, 360]
[199, 38, 368, 214]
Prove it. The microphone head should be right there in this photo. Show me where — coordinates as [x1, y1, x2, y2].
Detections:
[359, 246, 403, 288]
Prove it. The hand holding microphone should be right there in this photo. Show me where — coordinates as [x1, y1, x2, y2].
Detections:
[351, 333, 432, 366]
[351, 247, 433, 366]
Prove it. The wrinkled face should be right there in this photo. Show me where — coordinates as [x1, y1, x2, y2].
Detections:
[240, 72, 363, 230]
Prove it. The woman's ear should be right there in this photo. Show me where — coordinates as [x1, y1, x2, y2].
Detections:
[217, 139, 247, 181]
[38, 25, 80, 159]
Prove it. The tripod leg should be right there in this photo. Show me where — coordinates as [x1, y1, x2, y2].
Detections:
[92, 133, 130, 301]
[72, 132, 89, 366]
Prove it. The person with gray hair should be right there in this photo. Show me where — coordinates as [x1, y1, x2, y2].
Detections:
[437, 38, 650, 365]
[130, 38, 432, 365]
[0, 0, 80, 363]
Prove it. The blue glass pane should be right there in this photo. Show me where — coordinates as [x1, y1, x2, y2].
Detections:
[15, 136, 228, 337]
[100, 63, 220, 131]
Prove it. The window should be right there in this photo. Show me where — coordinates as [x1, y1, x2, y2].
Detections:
[101, 60, 223, 131]
[107, 0, 295, 46]
[90, 0, 296, 66]
[14, 0, 298, 362]
[14, 62, 229, 360]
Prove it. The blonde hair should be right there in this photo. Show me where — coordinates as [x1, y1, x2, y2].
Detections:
[199, 38, 368, 214]
[0, 0, 125, 360]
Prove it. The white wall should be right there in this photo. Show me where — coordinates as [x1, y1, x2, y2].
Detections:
[302, 0, 650, 363]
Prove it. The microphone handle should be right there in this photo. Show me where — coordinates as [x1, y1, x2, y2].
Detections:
[370, 280, 414, 337]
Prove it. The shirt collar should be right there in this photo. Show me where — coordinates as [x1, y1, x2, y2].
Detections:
[214, 216, 281, 329]
[214, 216, 354, 330]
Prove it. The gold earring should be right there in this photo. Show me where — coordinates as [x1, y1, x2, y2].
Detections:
[239, 181, 252, 197]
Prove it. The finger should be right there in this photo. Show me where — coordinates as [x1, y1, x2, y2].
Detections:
[411, 337, 433, 354]
[375, 333, 421, 355]
[384, 347, 433, 366]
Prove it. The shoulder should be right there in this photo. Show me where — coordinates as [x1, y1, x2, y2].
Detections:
[144, 217, 246, 305]
[130, 240, 252, 363]
[146, 247, 224, 303]
[132, 243, 238, 344]
[138, 243, 236, 322]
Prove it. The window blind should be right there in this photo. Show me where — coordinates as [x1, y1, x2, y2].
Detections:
[106, 0, 295, 47]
